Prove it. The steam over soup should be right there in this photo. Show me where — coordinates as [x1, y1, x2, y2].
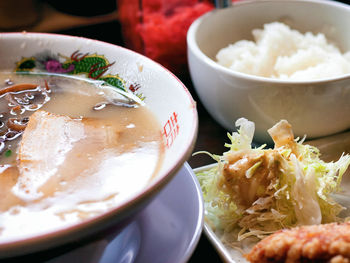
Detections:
[0, 72, 164, 241]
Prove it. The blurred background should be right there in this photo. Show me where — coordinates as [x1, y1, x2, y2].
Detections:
[0, 0, 348, 79]
[0, 0, 236, 80]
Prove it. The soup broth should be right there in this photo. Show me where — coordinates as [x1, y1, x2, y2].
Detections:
[0, 72, 164, 241]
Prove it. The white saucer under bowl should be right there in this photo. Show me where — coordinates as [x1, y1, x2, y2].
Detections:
[41, 162, 204, 263]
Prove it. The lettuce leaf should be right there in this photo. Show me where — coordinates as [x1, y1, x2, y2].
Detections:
[196, 118, 350, 241]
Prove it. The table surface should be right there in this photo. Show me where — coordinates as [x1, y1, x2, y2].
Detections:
[51, 19, 227, 262]
[7, 1, 348, 261]
[0, 6, 240, 260]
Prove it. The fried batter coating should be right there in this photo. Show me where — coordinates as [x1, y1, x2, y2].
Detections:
[246, 222, 350, 263]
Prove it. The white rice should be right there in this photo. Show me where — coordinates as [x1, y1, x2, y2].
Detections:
[216, 22, 350, 80]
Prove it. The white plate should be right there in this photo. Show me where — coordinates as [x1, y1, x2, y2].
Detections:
[41, 162, 204, 263]
[194, 161, 350, 263]
[194, 163, 246, 263]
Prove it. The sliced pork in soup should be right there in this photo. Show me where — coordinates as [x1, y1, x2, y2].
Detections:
[0, 73, 164, 241]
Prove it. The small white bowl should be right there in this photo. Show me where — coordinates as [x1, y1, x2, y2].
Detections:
[187, 0, 350, 142]
[0, 32, 198, 258]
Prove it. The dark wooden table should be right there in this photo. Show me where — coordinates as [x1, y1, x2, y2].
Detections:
[3, 1, 349, 261]
[54, 20, 229, 263]
[52, 1, 350, 261]
[186, 84, 228, 263]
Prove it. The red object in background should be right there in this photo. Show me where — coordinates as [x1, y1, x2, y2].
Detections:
[118, 0, 214, 76]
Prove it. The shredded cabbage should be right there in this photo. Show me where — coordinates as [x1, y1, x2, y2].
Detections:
[196, 118, 350, 241]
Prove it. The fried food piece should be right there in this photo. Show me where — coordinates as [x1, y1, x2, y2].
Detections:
[246, 222, 350, 263]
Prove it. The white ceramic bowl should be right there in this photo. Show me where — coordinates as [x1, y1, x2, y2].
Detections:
[187, 0, 350, 142]
[0, 32, 198, 258]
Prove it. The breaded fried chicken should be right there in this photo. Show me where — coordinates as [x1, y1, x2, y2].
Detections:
[246, 222, 350, 263]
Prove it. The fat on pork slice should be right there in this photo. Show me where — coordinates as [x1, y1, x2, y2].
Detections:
[12, 110, 121, 201]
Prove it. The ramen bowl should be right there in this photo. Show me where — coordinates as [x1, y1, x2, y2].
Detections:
[0, 32, 198, 258]
[187, 0, 350, 142]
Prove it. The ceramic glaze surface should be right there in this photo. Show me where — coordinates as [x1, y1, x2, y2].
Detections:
[0, 32, 198, 258]
[187, 0, 350, 142]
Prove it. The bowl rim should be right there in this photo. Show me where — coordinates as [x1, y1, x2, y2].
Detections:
[0, 32, 199, 257]
[187, 0, 350, 85]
